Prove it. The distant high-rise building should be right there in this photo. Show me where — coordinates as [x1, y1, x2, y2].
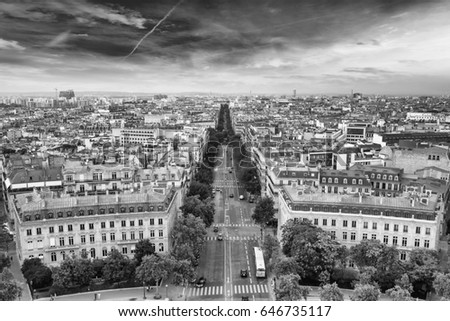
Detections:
[59, 89, 75, 99]
[293, 89, 296, 97]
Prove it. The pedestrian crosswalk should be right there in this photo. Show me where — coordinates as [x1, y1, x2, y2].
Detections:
[215, 223, 259, 227]
[188, 286, 223, 297]
[234, 284, 268, 294]
[206, 235, 259, 241]
[187, 284, 268, 297]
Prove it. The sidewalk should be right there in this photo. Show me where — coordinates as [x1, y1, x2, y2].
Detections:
[7, 241, 33, 301]
[36, 283, 188, 301]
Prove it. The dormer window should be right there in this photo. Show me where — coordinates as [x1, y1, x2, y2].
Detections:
[377, 174, 381, 179]
[388, 175, 393, 181]
[328, 178, 332, 183]
[382, 175, 387, 180]
[352, 179, 356, 184]
[334, 178, 338, 184]
[322, 178, 326, 183]
[343, 179, 348, 184]
[358, 179, 363, 185]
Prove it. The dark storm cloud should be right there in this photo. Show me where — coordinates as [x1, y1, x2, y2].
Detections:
[0, 0, 448, 94]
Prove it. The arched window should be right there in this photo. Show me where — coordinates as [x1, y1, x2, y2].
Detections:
[158, 243, 164, 252]
[90, 248, 96, 258]
[35, 214, 41, 220]
[377, 174, 381, 179]
[61, 251, 66, 261]
[352, 179, 356, 184]
[358, 179, 363, 185]
[343, 179, 348, 184]
[51, 252, 57, 262]
[334, 178, 339, 184]
[382, 175, 387, 180]
[322, 177, 326, 183]
[328, 178, 332, 183]
[388, 175, 393, 181]
[120, 207, 126, 213]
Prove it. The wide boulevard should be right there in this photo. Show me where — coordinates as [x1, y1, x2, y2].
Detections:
[186, 145, 270, 301]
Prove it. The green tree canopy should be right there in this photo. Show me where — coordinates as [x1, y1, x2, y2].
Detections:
[135, 254, 176, 295]
[0, 268, 22, 301]
[350, 283, 381, 301]
[281, 219, 347, 281]
[134, 239, 156, 266]
[319, 283, 344, 301]
[433, 273, 450, 300]
[252, 197, 276, 226]
[51, 257, 95, 288]
[187, 180, 212, 201]
[0, 254, 11, 273]
[102, 249, 135, 284]
[405, 249, 440, 297]
[20, 258, 52, 289]
[180, 195, 215, 227]
[349, 240, 405, 291]
[275, 274, 311, 301]
[262, 234, 280, 266]
[272, 257, 302, 278]
[171, 214, 207, 264]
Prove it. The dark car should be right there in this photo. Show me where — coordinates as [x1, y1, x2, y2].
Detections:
[248, 195, 255, 203]
[229, 193, 234, 198]
[240, 268, 248, 278]
[213, 226, 219, 232]
[241, 296, 249, 301]
[217, 233, 223, 241]
[195, 277, 206, 288]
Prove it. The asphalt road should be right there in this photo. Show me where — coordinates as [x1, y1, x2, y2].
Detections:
[186, 145, 270, 301]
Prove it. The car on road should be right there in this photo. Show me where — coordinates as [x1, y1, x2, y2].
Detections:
[229, 169, 232, 173]
[213, 226, 219, 232]
[240, 268, 248, 278]
[239, 195, 245, 200]
[216, 187, 221, 191]
[195, 277, 206, 288]
[229, 193, 234, 198]
[248, 195, 255, 203]
[217, 233, 223, 241]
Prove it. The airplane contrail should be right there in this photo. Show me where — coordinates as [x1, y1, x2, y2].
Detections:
[123, 0, 184, 60]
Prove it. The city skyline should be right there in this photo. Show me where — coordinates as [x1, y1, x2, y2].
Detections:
[1, 0, 450, 95]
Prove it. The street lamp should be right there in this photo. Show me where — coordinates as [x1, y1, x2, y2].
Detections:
[143, 281, 146, 300]
[165, 284, 168, 300]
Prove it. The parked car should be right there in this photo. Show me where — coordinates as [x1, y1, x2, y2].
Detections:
[213, 226, 219, 232]
[229, 193, 234, 198]
[240, 268, 248, 278]
[248, 195, 255, 203]
[217, 233, 223, 241]
[195, 277, 206, 288]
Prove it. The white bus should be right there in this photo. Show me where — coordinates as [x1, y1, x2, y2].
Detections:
[254, 247, 266, 278]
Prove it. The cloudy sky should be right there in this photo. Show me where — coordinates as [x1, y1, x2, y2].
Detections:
[1, 0, 450, 95]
